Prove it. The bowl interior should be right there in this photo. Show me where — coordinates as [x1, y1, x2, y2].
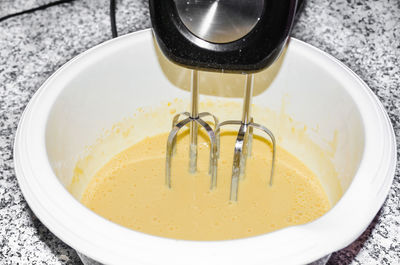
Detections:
[45, 32, 364, 212]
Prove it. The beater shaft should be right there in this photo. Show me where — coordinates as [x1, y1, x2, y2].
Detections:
[239, 75, 254, 177]
[189, 70, 199, 173]
[242, 74, 253, 124]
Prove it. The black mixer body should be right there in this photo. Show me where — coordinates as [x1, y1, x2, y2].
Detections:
[149, 0, 298, 72]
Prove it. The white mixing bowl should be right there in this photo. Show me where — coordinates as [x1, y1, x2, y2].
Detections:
[14, 29, 396, 265]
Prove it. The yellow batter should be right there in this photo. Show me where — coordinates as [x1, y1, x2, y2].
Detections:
[81, 130, 330, 240]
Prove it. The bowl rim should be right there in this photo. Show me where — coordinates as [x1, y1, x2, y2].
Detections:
[13, 29, 397, 265]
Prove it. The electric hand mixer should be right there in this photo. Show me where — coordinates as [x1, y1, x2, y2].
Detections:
[149, 0, 298, 201]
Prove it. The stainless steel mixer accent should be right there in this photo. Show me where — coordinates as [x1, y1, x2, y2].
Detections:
[165, 70, 219, 189]
[174, 0, 264, 43]
[215, 74, 276, 201]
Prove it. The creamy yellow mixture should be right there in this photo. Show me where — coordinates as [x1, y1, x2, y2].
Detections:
[81, 130, 330, 240]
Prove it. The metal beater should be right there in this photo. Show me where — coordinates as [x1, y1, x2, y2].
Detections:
[150, 0, 298, 201]
[165, 69, 219, 189]
[215, 74, 276, 201]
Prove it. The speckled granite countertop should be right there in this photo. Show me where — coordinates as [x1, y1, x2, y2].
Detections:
[0, 0, 399, 264]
